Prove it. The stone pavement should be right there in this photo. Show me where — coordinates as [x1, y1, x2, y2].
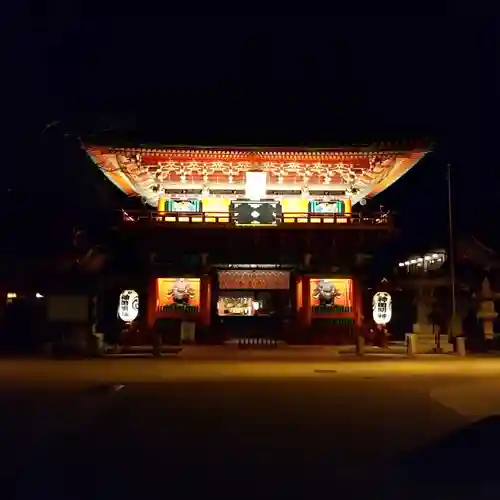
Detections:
[2, 356, 500, 388]
[177, 343, 453, 360]
[2, 359, 500, 499]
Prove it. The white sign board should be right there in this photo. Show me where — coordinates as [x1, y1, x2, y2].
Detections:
[47, 296, 89, 323]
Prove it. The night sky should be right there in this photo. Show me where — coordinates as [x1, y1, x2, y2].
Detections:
[2, 15, 499, 257]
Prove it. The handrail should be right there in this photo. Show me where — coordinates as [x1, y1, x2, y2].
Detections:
[120, 210, 391, 226]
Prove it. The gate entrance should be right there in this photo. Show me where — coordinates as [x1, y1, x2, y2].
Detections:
[213, 269, 292, 342]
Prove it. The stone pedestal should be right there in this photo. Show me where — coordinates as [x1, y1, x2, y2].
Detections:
[406, 333, 417, 356]
[456, 337, 466, 356]
[415, 333, 453, 353]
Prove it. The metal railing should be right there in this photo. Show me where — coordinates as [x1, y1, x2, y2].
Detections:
[120, 210, 391, 226]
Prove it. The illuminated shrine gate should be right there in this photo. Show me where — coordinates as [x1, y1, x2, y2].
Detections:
[87, 144, 428, 218]
[86, 143, 429, 346]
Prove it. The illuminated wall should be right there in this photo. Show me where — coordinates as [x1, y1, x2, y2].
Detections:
[281, 198, 351, 224]
[156, 278, 200, 312]
[344, 198, 352, 214]
[201, 198, 230, 213]
[281, 198, 308, 214]
[309, 278, 353, 312]
[161, 197, 352, 221]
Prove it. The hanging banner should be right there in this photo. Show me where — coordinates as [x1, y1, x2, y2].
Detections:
[232, 201, 281, 225]
[372, 292, 392, 324]
[218, 270, 290, 290]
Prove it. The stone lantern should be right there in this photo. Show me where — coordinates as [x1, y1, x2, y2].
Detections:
[477, 277, 498, 341]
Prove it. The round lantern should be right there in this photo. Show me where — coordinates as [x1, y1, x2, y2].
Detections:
[372, 291, 392, 325]
[118, 290, 139, 323]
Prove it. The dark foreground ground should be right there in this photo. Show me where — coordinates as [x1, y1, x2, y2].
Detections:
[1, 358, 500, 499]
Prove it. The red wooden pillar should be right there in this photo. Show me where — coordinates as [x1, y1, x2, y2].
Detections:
[295, 275, 303, 305]
[302, 277, 312, 326]
[200, 274, 211, 326]
[147, 277, 157, 330]
[352, 278, 363, 327]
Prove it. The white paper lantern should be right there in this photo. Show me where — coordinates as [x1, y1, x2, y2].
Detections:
[372, 292, 392, 325]
[118, 290, 139, 322]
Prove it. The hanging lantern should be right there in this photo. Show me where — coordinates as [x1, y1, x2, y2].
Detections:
[372, 292, 392, 325]
[118, 290, 139, 323]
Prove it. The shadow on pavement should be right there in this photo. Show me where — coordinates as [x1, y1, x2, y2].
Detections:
[402, 415, 500, 487]
[0, 379, 491, 500]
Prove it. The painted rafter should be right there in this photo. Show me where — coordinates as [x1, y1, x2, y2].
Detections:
[86, 145, 429, 207]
